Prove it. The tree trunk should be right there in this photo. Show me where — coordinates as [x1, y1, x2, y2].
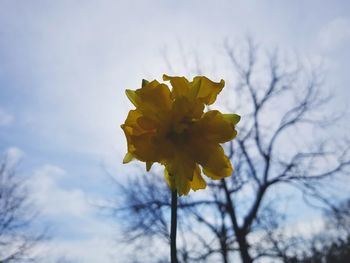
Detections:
[236, 231, 253, 263]
[220, 240, 229, 263]
[221, 179, 253, 263]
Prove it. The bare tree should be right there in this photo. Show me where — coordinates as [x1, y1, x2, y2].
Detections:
[112, 39, 350, 262]
[221, 38, 350, 262]
[111, 172, 236, 263]
[283, 198, 350, 262]
[0, 155, 43, 262]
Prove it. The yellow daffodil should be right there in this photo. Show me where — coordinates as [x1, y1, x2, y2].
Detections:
[121, 75, 240, 196]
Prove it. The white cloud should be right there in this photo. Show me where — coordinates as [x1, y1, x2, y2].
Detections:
[283, 217, 325, 238]
[28, 165, 92, 218]
[1, 0, 348, 164]
[27, 164, 121, 261]
[34, 238, 120, 263]
[318, 17, 350, 51]
[0, 108, 14, 126]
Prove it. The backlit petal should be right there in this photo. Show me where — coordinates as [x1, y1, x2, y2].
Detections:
[121, 110, 147, 136]
[172, 96, 204, 121]
[190, 76, 225, 105]
[123, 152, 134, 164]
[127, 133, 161, 162]
[137, 116, 157, 130]
[146, 162, 154, 171]
[190, 110, 238, 144]
[121, 110, 163, 162]
[142, 79, 149, 87]
[163, 74, 190, 99]
[193, 144, 233, 180]
[190, 165, 207, 191]
[126, 80, 172, 121]
[125, 89, 138, 107]
[165, 154, 195, 196]
[223, 114, 241, 125]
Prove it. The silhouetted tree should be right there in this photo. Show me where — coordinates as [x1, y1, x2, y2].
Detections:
[0, 155, 43, 262]
[285, 199, 350, 263]
[112, 38, 350, 262]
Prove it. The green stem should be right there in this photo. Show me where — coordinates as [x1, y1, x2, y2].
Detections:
[170, 190, 178, 263]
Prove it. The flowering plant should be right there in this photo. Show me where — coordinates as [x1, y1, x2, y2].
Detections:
[121, 75, 240, 196]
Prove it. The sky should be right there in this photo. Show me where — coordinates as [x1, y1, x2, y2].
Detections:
[0, 0, 350, 262]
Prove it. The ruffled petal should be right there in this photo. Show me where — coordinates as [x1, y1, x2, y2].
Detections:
[125, 80, 172, 121]
[123, 152, 134, 164]
[190, 110, 238, 144]
[142, 79, 149, 87]
[192, 144, 233, 180]
[163, 75, 225, 106]
[136, 116, 158, 130]
[121, 110, 147, 137]
[126, 134, 158, 162]
[171, 96, 204, 123]
[223, 113, 241, 125]
[121, 110, 164, 162]
[146, 162, 153, 171]
[163, 74, 190, 99]
[190, 165, 207, 191]
[190, 76, 225, 105]
[164, 154, 196, 196]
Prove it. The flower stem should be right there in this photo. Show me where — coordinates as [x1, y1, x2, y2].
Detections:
[170, 190, 178, 263]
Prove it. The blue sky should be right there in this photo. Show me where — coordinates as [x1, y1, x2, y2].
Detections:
[1, 0, 350, 262]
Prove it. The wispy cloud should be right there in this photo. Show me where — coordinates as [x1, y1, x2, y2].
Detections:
[27, 164, 120, 261]
[35, 238, 120, 263]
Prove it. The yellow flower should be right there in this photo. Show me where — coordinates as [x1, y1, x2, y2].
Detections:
[121, 75, 240, 196]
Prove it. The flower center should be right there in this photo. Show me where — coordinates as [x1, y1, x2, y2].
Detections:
[166, 118, 193, 144]
[166, 129, 188, 144]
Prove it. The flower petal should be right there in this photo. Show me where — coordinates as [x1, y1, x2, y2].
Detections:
[190, 110, 238, 144]
[121, 110, 147, 137]
[142, 79, 149, 87]
[193, 144, 233, 180]
[125, 89, 138, 107]
[190, 165, 207, 191]
[121, 110, 165, 162]
[223, 114, 241, 125]
[171, 96, 204, 122]
[163, 74, 190, 99]
[127, 133, 161, 162]
[126, 80, 173, 121]
[136, 116, 157, 130]
[123, 152, 134, 164]
[146, 162, 153, 171]
[165, 154, 196, 196]
[190, 76, 225, 105]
